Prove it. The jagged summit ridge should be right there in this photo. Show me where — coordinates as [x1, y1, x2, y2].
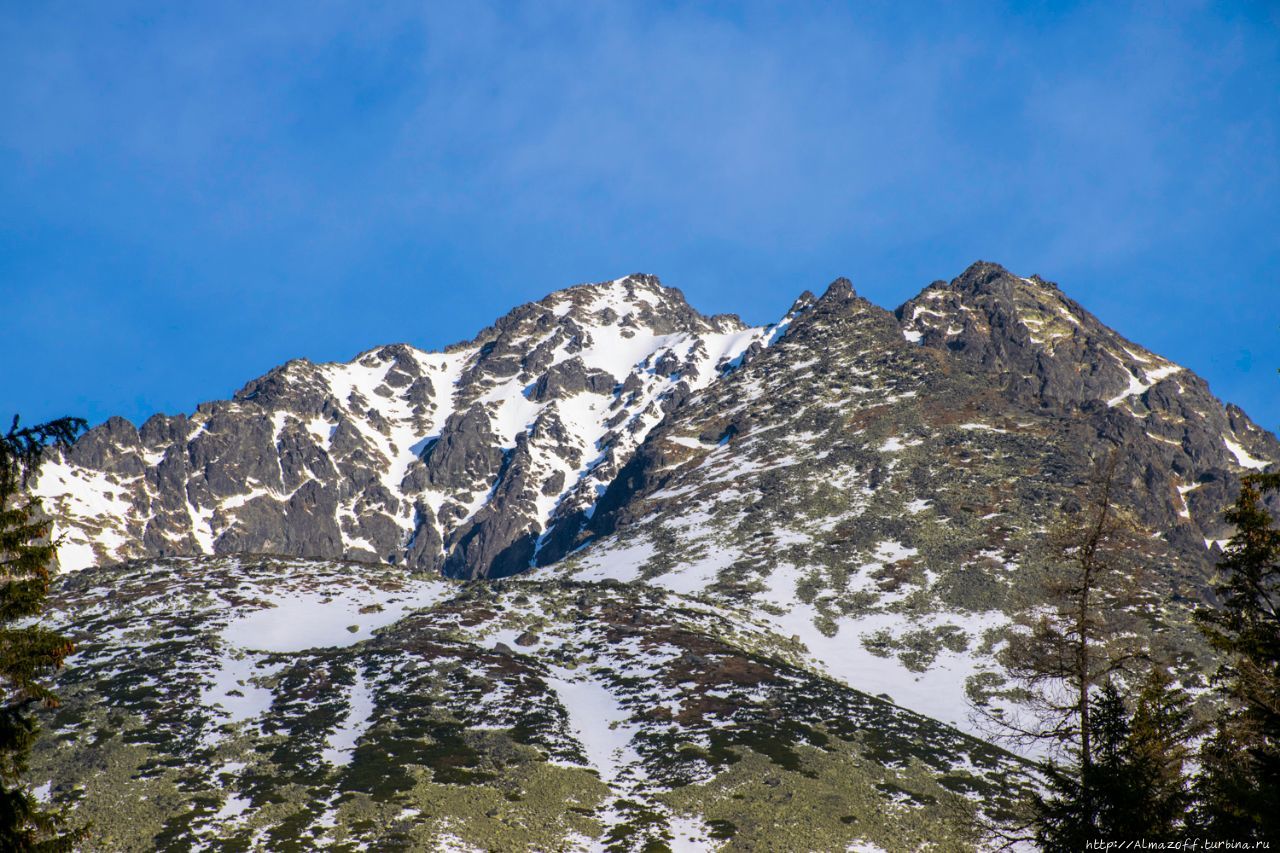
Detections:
[36, 274, 777, 577]
[549, 261, 1278, 739]
[25, 263, 1280, 851]
[35, 263, 1278, 583]
[897, 261, 1278, 537]
[897, 261, 1182, 409]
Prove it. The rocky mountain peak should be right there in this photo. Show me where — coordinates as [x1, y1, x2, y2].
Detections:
[819, 276, 856, 300]
[897, 260, 1278, 552]
[34, 264, 1277, 584]
[898, 261, 1183, 408]
[548, 264, 1277, 758]
[785, 289, 818, 315]
[463, 273, 742, 353]
[36, 273, 775, 578]
[28, 264, 1280, 852]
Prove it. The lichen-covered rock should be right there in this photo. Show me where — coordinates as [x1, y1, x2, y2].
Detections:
[32, 263, 1278, 587]
[33, 556, 1033, 851]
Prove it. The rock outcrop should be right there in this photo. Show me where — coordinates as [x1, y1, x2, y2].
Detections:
[36, 274, 773, 578]
[36, 264, 1277, 588]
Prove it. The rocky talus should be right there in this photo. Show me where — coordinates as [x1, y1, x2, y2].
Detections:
[27, 262, 1280, 851]
[38, 263, 1277, 594]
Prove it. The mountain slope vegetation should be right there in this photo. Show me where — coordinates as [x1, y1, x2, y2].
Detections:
[28, 262, 1279, 850]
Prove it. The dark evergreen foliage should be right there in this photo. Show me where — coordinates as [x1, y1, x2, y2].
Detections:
[1194, 471, 1280, 841]
[1034, 675, 1195, 849]
[1125, 668, 1197, 835]
[0, 415, 86, 851]
[1027, 463, 1280, 848]
[1192, 718, 1262, 838]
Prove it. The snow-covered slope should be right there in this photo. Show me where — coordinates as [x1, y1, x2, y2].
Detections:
[36, 275, 777, 578]
[33, 555, 1033, 851]
[26, 261, 1280, 850]
[547, 267, 1279, 743]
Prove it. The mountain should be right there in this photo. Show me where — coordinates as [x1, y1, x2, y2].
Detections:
[547, 263, 1279, 729]
[38, 264, 1277, 583]
[36, 275, 775, 579]
[34, 555, 1032, 851]
[28, 262, 1280, 850]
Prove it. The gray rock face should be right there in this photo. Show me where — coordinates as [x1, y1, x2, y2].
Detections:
[37, 274, 773, 578]
[548, 266, 1278, 731]
[34, 263, 1277, 586]
[528, 358, 616, 402]
[421, 404, 506, 492]
[896, 261, 1280, 542]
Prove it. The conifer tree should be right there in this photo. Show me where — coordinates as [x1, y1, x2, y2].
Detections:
[1033, 671, 1195, 849]
[1191, 717, 1260, 837]
[1033, 683, 1130, 851]
[1194, 471, 1280, 840]
[1086, 681, 1141, 836]
[976, 450, 1153, 846]
[1122, 668, 1196, 836]
[0, 415, 86, 852]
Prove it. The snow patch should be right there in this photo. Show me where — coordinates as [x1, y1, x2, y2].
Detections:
[1107, 359, 1182, 408]
[34, 460, 133, 572]
[763, 599, 1006, 734]
[201, 652, 281, 731]
[1224, 437, 1269, 471]
[322, 668, 376, 766]
[958, 422, 1007, 434]
[212, 793, 253, 824]
[544, 667, 640, 783]
[221, 580, 451, 653]
[571, 539, 655, 585]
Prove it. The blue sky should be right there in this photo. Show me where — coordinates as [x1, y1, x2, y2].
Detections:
[2, 1, 1278, 432]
